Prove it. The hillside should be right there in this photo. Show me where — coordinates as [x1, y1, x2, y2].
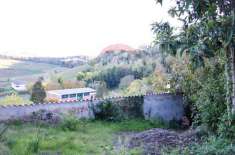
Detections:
[54, 45, 167, 97]
[0, 55, 89, 68]
[0, 58, 67, 89]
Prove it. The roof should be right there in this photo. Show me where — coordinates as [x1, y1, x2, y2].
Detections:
[101, 44, 135, 53]
[47, 88, 96, 96]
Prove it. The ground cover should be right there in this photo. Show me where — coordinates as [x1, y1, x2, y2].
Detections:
[0, 119, 161, 155]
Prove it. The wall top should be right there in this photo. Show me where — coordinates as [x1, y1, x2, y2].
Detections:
[0, 92, 183, 108]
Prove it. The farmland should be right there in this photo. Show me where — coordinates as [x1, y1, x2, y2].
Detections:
[0, 58, 67, 81]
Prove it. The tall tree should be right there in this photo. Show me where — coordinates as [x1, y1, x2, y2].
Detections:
[153, 0, 235, 118]
[30, 80, 46, 103]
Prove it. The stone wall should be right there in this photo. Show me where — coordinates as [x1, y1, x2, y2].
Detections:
[0, 93, 184, 122]
[143, 93, 184, 122]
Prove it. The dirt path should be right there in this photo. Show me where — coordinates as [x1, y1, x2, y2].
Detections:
[113, 128, 199, 155]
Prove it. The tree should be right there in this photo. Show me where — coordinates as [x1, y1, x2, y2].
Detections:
[57, 77, 64, 88]
[76, 72, 85, 81]
[153, 0, 235, 119]
[30, 80, 46, 103]
[119, 75, 134, 89]
[96, 81, 108, 98]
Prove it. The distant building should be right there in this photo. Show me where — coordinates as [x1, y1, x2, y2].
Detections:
[47, 88, 96, 101]
[11, 80, 27, 92]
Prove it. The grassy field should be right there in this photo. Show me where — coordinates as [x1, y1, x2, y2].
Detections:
[0, 119, 160, 155]
[0, 58, 66, 81]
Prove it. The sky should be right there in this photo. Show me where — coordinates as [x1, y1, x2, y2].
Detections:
[0, 0, 178, 57]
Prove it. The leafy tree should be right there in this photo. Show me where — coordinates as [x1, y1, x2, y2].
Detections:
[153, 0, 235, 120]
[30, 80, 46, 103]
[96, 81, 108, 98]
[76, 72, 85, 81]
[57, 77, 64, 88]
[119, 75, 134, 89]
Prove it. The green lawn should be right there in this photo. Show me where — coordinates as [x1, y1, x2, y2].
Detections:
[0, 119, 160, 155]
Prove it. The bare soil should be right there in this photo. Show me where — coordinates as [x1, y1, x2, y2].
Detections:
[114, 128, 200, 155]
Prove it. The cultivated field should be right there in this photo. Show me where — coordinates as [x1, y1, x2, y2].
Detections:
[0, 58, 66, 81]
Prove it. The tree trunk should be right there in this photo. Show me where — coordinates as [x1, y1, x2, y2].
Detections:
[225, 45, 235, 120]
[231, 46, 235, 114]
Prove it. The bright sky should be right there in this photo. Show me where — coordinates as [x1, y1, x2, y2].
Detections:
[0, 0, 177, 57]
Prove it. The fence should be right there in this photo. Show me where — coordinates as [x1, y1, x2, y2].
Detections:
[0, 93, 184, 122]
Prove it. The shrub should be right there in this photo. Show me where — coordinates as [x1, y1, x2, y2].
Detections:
[60, 115, 85, 131]
[218, 113, 235, 139]
[30, 80, 46, 103]
[94, 100, 123, 122]
[169, 56, 227, 132]
[163, 136, 235, 155]
[61, 116, 79, 131]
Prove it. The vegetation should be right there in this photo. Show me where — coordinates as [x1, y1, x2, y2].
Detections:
[0, 119, 160, 155]
[152, 0, 235, 154]
[30, 80, 46, 103]
[163, 136, 235, 155]
[0, 94, 32, 105]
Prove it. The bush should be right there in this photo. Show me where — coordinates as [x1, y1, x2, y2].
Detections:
[169, 56, 228, 132]
[94, 100, 123, 122]
[218, 113, 235, 139]
[164, 136, 235, 155]
[60, 116, 80, 131]
[60, 116, 87, 132]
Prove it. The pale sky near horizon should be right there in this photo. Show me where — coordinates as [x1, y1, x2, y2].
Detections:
[0, 0, 178, 57]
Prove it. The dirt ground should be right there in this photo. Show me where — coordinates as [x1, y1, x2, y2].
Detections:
[114, 128, 200, 155]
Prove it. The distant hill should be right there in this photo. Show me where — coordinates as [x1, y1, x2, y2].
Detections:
[101, 44, 136, 54]
[0, 55, 89, 68]
[95, 45, 160, 66]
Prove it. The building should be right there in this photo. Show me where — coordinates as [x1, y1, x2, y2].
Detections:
[11, 80, 27, 92]
[46, 88, 96, 101]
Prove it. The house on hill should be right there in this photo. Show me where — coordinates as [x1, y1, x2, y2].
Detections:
[11, 80, 27, 92]
[47, 88, 96, 101]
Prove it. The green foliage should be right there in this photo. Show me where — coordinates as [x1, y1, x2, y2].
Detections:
[193, 61, 226, 131]
[60, 116, 83, 131]
[76, 72, 85, 81]
[94, 100, 123, 121]
[163, 136, 235, 155]
[30, 80, 46, 103]
[169, 55, 228, 132]
[119, 75, 134, 89]
[0, 94, 32, 105]
[95, 81, 108, 98]
[218, 113, 235, 139]
[1, 119, 159, 155]
[94, 96, 144, 122]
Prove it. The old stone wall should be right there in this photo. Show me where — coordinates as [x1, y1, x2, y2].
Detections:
[143, 93, 184, 122]
[0, 93, 184, 122]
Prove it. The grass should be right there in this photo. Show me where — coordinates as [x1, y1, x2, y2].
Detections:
[0, 119, 160, 155]
[162, 136, 235, 155]
[0, 58, 66, 82]
[0, 94, 32, 105]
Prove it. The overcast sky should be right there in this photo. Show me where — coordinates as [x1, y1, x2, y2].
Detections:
[0, 0, 177, 57]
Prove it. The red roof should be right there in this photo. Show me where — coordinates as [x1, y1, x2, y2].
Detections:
[101, 44, 135, 53]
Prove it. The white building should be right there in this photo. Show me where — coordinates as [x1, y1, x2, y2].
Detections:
[47, 88, 96, 101]
[11, 81, 27, 92]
